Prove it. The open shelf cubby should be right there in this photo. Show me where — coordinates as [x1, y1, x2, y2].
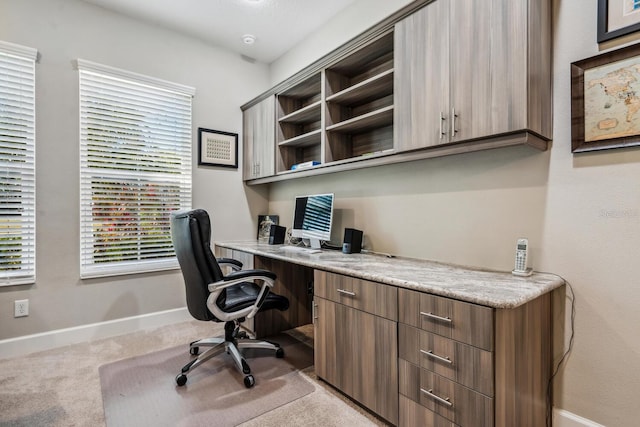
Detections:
[276, 73, 323, 172]
[324, 31, 394, 163]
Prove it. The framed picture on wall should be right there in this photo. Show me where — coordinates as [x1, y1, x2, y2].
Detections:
[598, 0, 640, 43]
[571, 42, 640, 152]
[197, 128, 238, 168]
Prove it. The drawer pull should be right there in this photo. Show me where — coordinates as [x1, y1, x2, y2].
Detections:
[420, 349, 453, 365]
[420, 311, 452, 323]
[336, 289, 356, 296]
[421, 388, 453, 407]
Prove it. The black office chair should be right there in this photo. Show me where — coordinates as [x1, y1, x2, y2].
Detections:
[170, 209, 289, 388]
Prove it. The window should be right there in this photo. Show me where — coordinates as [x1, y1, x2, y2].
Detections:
[77, 60, 194, 278]
[0, 41, 37, 286]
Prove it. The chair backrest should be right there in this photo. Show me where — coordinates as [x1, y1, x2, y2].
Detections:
[171, 209, 225, 321]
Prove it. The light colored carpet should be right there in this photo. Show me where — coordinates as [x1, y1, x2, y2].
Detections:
[0, 320, 387, 426]
[100, 334, 315, 427]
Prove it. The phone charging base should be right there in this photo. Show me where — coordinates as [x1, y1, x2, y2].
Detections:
[512, 268, 533, 277]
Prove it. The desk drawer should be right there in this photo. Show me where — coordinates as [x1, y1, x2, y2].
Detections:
[399, 324, 493, 396]
[314, 270, 397, 320]
[400, 395, 457, 427]
[399, 288, 493, 351]
[399, 359, 493, 427]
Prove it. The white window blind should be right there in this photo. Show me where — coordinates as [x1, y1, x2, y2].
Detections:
[77, 60, 194, 278]
[0, 41, 37, 286]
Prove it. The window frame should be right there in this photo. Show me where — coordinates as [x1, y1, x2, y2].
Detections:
[77, 60, 195, 279]
[0, 41, 38, 287]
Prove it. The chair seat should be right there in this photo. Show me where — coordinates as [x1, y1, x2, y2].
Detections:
[222, 282, 289, 314]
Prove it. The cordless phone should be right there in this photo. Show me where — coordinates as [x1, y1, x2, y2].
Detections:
[512, 238, 533, 276]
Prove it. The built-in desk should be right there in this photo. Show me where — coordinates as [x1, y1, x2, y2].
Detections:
[214, 241, 565, 427]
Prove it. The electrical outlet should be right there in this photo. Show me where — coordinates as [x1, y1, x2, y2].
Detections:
[14, 299, 29, 317]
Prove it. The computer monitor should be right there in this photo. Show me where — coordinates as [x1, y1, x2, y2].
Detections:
[291, 193, 334, 249]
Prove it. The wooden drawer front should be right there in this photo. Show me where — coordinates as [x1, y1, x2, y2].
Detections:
[398, 288, 494, 351]
[314, 270, 397, 320]
[399, 359, 493, 427]
[399, 324, 493, 396]
[399, 395, 457, 427]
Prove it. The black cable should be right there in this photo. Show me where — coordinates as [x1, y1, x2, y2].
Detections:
[535, 273, 576, 427]
[320, 241, 342, 251]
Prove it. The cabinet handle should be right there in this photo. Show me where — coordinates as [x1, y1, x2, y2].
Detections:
[420, 349, 453, 365]
[421, 388, 453, 407]
[336, 289, 356, 296]
[420, 311, 452, 323]
[450, 107, 458, 139]
[439, 112, 446, 139]
[313, 303, 318, 321]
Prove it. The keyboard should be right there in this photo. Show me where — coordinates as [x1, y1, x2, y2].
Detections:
[280, 246, 322, 254]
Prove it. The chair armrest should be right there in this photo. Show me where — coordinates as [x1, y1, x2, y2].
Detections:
[206, 269, 277, 321]
[217, 257, 242, 271]
[224, 269, 276, 282]
[208, 270, 275, 292]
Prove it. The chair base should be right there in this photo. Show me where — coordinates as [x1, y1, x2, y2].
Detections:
[175, 320, 284, 388]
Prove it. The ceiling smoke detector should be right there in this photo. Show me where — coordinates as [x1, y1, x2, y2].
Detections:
[242, 34, 256, 45]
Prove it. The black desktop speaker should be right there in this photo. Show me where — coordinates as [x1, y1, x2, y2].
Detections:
[268, 224, 286, 245]
[342, 228, 363, 254]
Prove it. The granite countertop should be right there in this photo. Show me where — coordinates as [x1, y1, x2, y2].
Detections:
[215, 241, 565, 309]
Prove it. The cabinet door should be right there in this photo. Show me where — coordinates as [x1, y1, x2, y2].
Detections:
[449, 0, 527, 141]
[314, 297, 399, 424]
[242, 96, 275, 180]
[314, 296, 338, 387]
[394, 0, 449, 152]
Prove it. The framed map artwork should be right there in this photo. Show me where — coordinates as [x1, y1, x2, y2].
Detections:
[571, 43, 640, 152]
[598, 0, 640, 43]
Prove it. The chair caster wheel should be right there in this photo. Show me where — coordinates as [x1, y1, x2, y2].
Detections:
[176, 374, 188, 386]
[275, 347, 285, 358]
[190, 346, 199, 356]
[244, 374, 255, 388]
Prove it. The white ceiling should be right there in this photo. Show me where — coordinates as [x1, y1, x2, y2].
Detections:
[80, 0, 358, 63]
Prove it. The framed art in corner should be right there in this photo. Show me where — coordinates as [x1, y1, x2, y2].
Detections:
[257, 215, 279, 242]
[197, 128, 238, 168]
[598, 0, 640, 43]
[571, 42, 640, 152]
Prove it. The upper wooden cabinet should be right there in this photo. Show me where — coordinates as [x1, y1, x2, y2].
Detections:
[242, 95, 275, 180]
[241, 0, 552, 184]
[394, 0, 552, 152]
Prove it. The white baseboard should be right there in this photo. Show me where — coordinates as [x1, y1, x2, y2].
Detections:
[0, 307, 191, 360]
[554, 408, 605, 427]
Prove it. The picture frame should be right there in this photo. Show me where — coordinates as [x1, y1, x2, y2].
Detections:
[571, 43, 640, 152]
[197, 128, 238, 168]
[598, 0, 640, 43]
[257, 215, 279, 242]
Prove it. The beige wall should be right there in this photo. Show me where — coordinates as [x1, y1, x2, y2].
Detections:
[267, 0, 640, 425]
[0, 0, 269, 340]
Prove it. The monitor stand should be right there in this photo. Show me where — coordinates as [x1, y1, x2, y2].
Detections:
[303, 238, 322, 250]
